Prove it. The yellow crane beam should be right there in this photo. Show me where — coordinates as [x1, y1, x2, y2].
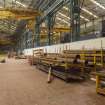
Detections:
[27, 21, 71, 32]
[0, 39, 14, 45]
[0, 8, 41, 45]
[27, 19, 71, 33]
[41, 27, 71, 33]
[0, 8, 41, 20]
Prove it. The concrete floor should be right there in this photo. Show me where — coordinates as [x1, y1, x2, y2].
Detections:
[0, 59, 104, 105]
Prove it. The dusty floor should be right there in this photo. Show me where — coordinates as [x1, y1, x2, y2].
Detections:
[0, 58, 104, 105]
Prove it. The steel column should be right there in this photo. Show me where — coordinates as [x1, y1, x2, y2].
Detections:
[46, 14, 55, 45]
[70, 0, 80, 42]
[35, 17, 40, 47]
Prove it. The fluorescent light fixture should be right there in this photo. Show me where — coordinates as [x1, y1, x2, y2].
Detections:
[57, 17, 69, 24]
[56, 22, 62, 26]
[56, 22, 62, 25]
[63, 6, 68, 11]
[80, 15, 90, 22]
[90, 0, 105, 10]
[59, 9, 89, 22]
[81, 8, 98, 18]
[13, 0, 27, 8]
[63, 6, 98, 18]
[58, 12, 70, 20]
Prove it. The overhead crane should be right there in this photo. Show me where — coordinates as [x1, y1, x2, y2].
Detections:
[0, 8, 41, 45]
[0, 8, 41, 20]
[0, 8, 41, 33]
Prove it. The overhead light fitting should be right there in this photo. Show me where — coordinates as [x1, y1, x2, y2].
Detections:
[57, 17, 69, 24]
[58, 11, 89, 22]
[58, 12, 70, 20]
[13, 0, 27, 8]
[63, 6, 68, 11]
[80, 15, 90, 22]
[81, 8, 98, 18]
[63, 6, 98, 19]
[90, 0, 105, 10]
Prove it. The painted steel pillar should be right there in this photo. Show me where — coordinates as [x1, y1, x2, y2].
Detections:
[46, 14, 55, 45]
[19, 36, 22, 54]
[23, 30, 28, 49]
[35, 17, 40, 47]
[24, 31, 27, 49]
[70, 0, 80, 42]
[21, 34, 25, 52]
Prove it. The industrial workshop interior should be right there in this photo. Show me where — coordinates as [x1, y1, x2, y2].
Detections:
[0, 0, 105, 105]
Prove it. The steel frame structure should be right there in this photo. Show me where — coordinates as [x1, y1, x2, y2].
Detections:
[34, 0, 80, 47]
[17, 0, 80, 52]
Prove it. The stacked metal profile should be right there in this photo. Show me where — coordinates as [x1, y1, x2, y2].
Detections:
[82, 50, 105, 66]
[96, 71, 105, 95]
[31, 49, 105, 82]
[28, 49, 44, 65]
[68, 49, 105, 95]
